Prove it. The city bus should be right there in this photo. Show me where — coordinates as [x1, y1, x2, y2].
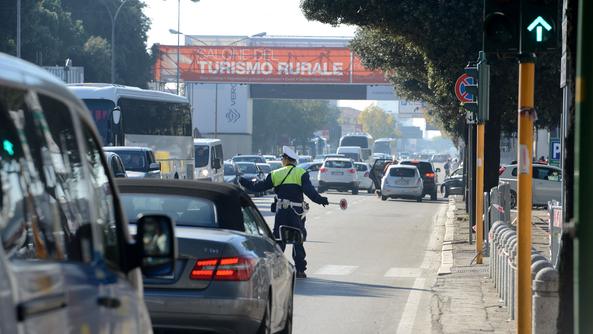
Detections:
[373, 138, 397, 158]
[339, 133, 374, 161]
[69, 84, 194, 179]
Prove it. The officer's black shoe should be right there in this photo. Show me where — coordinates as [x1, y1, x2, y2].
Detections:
[296, 271, 307, 279]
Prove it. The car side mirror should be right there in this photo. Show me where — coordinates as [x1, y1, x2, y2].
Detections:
[149, 162, 161, 171]
[212, 158, 222, 170]
[435, 168, 441, 172]
[278, 226, 303, 245]
[136, 214, 177, 277]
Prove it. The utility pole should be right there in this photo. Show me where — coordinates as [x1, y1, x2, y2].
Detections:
[516, 53, 536, 334]
[176, 0, 180, 95]
[100, 0, 131, 83]
[574, 0, 593, 331]
[16, 0, 21, 58]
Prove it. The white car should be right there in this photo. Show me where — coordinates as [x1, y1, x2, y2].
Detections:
[381, 165, 424, 202]
[499, 163, 561, 207]
[317, 158, 359, 194]
[354, 162, 375, 193]
[298, 162, 322, 188]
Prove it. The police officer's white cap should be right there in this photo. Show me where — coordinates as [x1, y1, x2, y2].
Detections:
[282, 146, 299, 161]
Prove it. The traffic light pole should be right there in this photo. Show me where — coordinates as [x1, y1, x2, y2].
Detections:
[517, 54, 535, 334]
[574, 0, 593, 331]
[476, 122, 485, 264]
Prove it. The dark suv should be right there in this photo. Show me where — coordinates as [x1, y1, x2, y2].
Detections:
[399, 160, 439, 200]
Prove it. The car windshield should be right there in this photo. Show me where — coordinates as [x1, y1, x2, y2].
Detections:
[194, 145, 209, 168]
[258, 164, 272, 173]
[109, 150, 146, 172]
[325, 160, 352, 168]
[120, 193, 217, 228]
[224, 164, 236, 175]
[390, 168, 416, 177]
[236, 163, 258, 174]
[268, 161, 283, 170]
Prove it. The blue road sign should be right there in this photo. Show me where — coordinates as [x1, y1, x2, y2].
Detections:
[549, 138, 561, 167]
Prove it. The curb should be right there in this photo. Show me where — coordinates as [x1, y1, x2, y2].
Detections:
[437, 199, 456, 275]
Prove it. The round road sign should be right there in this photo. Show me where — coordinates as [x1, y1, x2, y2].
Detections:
[455, 74, 475, 103]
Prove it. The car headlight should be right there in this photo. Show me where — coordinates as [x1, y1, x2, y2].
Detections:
[251, 178, 258, 182]
[200, 169, 209, 177]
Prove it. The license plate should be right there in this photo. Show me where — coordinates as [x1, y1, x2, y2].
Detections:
[395, 179, 408, 185]
[331, 172, 343, 176]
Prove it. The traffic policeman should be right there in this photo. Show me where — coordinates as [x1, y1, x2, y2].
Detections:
[240, 146, 329, 278]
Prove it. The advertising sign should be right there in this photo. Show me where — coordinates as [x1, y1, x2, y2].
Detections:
[155, 45, 388, 85]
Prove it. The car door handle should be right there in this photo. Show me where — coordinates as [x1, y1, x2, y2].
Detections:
[97, 296, 121, 309]
[17, 293, 67, 321]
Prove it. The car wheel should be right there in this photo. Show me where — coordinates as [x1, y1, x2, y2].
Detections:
[381, 195, 387, 201]
[279, 290, 293, 334]
[258, 296, 272, 334]
[431, 191, 437, 201]
[417, 196, 423, 202]
[510, 190, 517, 209]
[352, 187, 359, 195]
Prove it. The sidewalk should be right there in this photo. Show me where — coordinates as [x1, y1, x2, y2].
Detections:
[430, 197, 514, 333]
[430, 197, 552, 333]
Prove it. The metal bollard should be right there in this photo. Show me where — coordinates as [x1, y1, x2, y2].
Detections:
[509, 241, 518, 319]
[533, 267, 559, 334]
[490, 222, 506, 280]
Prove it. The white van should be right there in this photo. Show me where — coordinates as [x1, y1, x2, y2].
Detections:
[194, 138, 224, 182]
[337, 146, 363, 162]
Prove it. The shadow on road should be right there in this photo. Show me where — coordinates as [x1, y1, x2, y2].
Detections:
[295, 278, 431, 298]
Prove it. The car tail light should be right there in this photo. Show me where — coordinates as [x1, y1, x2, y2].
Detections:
[320, 167, 327, 173]
[190, 257, 256, 281]
[425, 172, 435, 178]
[498, 166, 506, 175]
[347, 168, 356, 174]
[364, 172, 369, 177]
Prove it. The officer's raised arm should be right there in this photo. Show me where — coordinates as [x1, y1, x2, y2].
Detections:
[302, 172, 329, 206]
[239, 173, 273, 192]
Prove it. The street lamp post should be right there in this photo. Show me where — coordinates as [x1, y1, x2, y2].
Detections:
[100, 0, 131, 83]
[16, 0, 21, 58]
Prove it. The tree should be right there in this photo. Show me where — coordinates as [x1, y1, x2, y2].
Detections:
[252, 100, 340, 154]
[357, 105, 396, 139]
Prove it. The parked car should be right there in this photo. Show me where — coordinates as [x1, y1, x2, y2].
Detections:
[223, 161, 240, 185]
[268, 160, 283, 171]
[117, 179, 300, 334]
[103, 146, 161, 179]
[499, 163, 561, 207]
[399, 160, 439, 200]
[0, 52, 176, 333]
[297, 161, 323, 188]
[381, 165, 424, 202]
[441, 167, 465, 197]
[232, 154, 267, 164]
[354, 162, 375, 193]
[317, 158, 359, 194]
[236, 162, 266, 197]
[104, 151, 127, 178]
[194, 138, 224, 182]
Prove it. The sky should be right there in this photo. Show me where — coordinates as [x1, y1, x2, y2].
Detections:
[144, 0, 377, 111]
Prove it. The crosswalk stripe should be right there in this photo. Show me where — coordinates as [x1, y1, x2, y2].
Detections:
[383, 267, 422, 278]
[314, 265, 358, 276]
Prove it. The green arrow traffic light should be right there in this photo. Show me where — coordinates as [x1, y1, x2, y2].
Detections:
[527, 16, 552, 42]
[3, 139, 14, 156]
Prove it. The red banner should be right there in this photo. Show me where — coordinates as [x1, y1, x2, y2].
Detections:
[155, 45, 388, 84]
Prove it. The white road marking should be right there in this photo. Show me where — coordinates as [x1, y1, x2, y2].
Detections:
[383, 267, 422, 278]
[395, 278, 426, 334]
[313, 265, 358, 276]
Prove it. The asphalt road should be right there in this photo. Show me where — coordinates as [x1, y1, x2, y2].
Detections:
[251, 191, 447, 334]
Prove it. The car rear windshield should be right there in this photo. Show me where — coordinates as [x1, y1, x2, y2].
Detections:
[121, 193, 217, 228]
[401, 161, 433, 174]
[325, 160, 352, 168]
[390, 168, 416, 177]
